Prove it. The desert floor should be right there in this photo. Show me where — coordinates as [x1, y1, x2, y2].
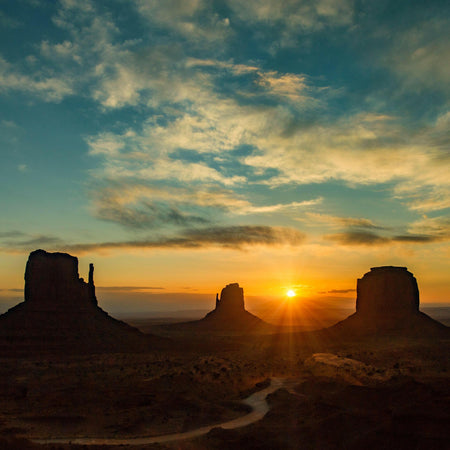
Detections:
[0, 320, 449, 449]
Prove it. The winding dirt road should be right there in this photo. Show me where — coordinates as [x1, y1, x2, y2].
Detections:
[34, 377, 290, 446]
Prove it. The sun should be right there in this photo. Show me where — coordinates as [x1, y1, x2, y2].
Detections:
[286, 289, 296, 298]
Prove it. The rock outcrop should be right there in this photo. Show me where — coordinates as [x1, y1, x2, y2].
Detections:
[331, 266, 448, 336]
[356, 266, 419, 319]
[0, 249, 163, 354]
[24, 250, 98, 310]
[161, 283, 267, 333]
[200, 283, 265, 330]
[212, 283, 245, 316]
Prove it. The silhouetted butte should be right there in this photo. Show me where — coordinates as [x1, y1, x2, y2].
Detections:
[0, 249, 163, 354]
[331, 266, 449, 336]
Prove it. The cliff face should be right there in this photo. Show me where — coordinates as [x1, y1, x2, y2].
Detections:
[0, 249, 162, 354]
[356, 266, 419, 319]
[24, 249, 97, 311]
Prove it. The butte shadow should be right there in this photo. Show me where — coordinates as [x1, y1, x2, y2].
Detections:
[0, 249, 166, 355]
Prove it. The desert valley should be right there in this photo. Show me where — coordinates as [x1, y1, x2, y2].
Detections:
[0, 250, 448, 449]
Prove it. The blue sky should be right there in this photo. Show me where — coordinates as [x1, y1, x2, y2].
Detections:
[0, 0, 449, 313]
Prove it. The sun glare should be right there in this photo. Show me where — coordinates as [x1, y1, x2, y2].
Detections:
[286, 289, 296, 298]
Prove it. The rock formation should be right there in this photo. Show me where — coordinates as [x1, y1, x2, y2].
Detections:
[0, 249, 163, 354]
[355, 266, 419, 319]
[212, 283, 245, 316]
[200, 282, 265, 330]
[161, 282, 267, 333]
[24, 250, 98, 310]
[331, 266, 448, 336]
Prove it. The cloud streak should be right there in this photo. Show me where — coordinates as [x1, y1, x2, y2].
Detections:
[0, 226, 306, 254]
[326, 229, 449, 246]
[67, 225, 306, 253]
[96, 286, 165, 292]
[305, 213, 384, 230]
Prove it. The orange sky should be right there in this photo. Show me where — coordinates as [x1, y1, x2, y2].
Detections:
[1, 242, 448, 318]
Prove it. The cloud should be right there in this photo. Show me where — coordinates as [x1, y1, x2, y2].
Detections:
[0, 232, 66, 251]
[0, 56, 74, 101]
[133, 0, 231, 45]
[381, 18, 450, 93]
[228, 0, 354, 48]
[319, 289, 356, 294]
[0, 231, 27, 238]
[325, 219, 450, 246]
[325, 231, 390, 246]
[94, 195, 210, 229]
[96, 286, 165, 291]
[66, 225, 305, 253]
[314, 212, 450, 246]
[406, 216, 450, 241]
[305, 212, 383, 229]
[0, 226, 305, 254]
[243, 112, 450, 212]
[88, 182, 237, 229]
[88, 178, 322, 229]
[392, 234, 438, 243]
[238, 198, 323, 215]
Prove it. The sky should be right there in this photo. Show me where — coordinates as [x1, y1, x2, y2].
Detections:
[0, 0, 449, 317]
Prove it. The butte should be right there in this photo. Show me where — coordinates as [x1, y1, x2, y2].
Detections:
[0, 249, 164, 354]
[330, 266, 449, 336]
[162, 282, 267, 334]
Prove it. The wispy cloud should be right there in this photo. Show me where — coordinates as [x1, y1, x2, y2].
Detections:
[313, 212, 450, 246]
[381, 18, 450, 93]
[325, 231, 390, 246]
[0, 232, 66, 251]
[238, 198, 323, 215]
[228, 0, 354, 48]
[0, 231, 27, 238]
[318, 288, 356, 294]
[88, 179, 322, 229]
[96, 286, 165, 291]
[407, 216, 450, 240]
[325, 223, 450, 246]
[0, 225, 306, 254]
[134, 0, 231, 45]
[93, 195, 210, 229]
[0, 56, 74, 101]
[67, 225, 306, 253]
[305, 212, 384, 230]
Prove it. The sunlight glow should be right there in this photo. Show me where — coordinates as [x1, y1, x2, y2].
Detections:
[286, 289, 296, 298]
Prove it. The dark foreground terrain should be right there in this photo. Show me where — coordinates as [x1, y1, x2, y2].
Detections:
[0, 328, 449, 450]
